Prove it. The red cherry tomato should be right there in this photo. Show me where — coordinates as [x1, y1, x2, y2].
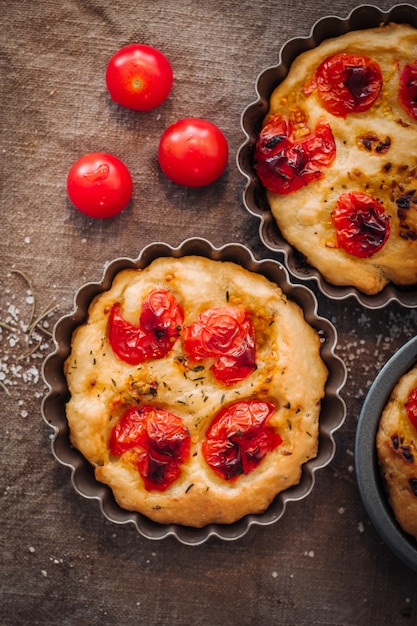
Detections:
[67, 152, 132, 218]
[158, 118, 229, 187]
[255, 114, 336, 195]
[109, 405, 190, 491]
[332, 192, 390, 258]
[398, 60, 417, 120]
[108, 289, 184, 364]
[202, 400, 281, 481]
[305, 53, 382, 118]
[406, 387, 417, 430]
[183, 307, 256, 386]
[105, 43, 173, 111]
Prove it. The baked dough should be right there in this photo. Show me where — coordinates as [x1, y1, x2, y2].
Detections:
[64, 256, 328, 527]
[377, 364, 417, 540]
[256, 23, 417, 295]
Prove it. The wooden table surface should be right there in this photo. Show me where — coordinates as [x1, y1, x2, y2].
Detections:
[2, 1, 417, 624]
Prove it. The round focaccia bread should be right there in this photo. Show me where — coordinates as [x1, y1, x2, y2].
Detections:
[377, 364, 417, 540]
[255, 23, 417, 295]
[64, 256, 328, 527]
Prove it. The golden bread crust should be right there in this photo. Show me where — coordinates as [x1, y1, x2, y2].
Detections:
[262, 23, 417, 295]
[65, 256, 328, 527]
[376, 364, 417, 540]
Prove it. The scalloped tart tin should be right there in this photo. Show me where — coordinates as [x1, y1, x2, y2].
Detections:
[237, 3, 417, 308]
[41, 238, 346, 545]
[355, 335, 417, 573]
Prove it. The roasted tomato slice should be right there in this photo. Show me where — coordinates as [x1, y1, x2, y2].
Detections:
[255, 114, 336, 194]
[108, 288, 184, 365]
[202, 400, 281, 481]
[182, 306, 256, 386]
[332, 192, 390, 258]
[305, 53, 382, 117]
[406, 387, 417, 431]
[109, 405, 190, 491]
[399, 60, 417, 120]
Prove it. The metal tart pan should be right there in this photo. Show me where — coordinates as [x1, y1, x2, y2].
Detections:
[42, 238, 346, 545]
[237, 3, 417, 308]
[355, 335, 417, 573]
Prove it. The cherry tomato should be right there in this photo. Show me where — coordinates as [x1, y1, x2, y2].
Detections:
[105, 43, 173, 111]
[158, 118, 229, 187]
[406, 387, 417, 430]
[67, 152, 132, 218]
[398, 60, 417, 120]
[304, 53, 382, 118]
[255, 114, 336, 195]
[109, 405, 190, 491]
[108, 289, 184, 365]
[202, 400, 281, 481]
[183, 306, 256, 385]
[332, 192, 390, 258]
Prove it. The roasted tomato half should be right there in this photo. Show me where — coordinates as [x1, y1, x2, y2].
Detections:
[305, 53, 382, 118]
[399, 60, 417, 120]
[183, 306, 256, 386]
[255, 114, 336, 194]
[202, 400, 281, 481]
[109, 405, 190, 491]
[332, 192, 390, 258]
[406, 387, 417, 431]
[108, 288, 184, 365]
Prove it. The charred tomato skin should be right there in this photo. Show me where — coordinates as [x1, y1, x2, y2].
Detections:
[255, 114, 336, 195]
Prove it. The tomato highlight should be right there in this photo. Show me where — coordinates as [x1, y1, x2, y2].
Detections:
[66, 152, 133, 218]
[255, 114, 336, 194]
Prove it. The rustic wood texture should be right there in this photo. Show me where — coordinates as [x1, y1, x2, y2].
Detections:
[1, 1, 417, 624]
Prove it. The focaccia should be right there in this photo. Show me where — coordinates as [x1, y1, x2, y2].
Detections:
[64, 256, 328, 527]
[377, 364, 417, 540]
[255, 23, 417, 295]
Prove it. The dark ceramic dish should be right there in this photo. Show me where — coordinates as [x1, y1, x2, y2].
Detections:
[41, 238, 346, 545]
[355, 335, 417, 573]
[237, 3, 417, 309]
